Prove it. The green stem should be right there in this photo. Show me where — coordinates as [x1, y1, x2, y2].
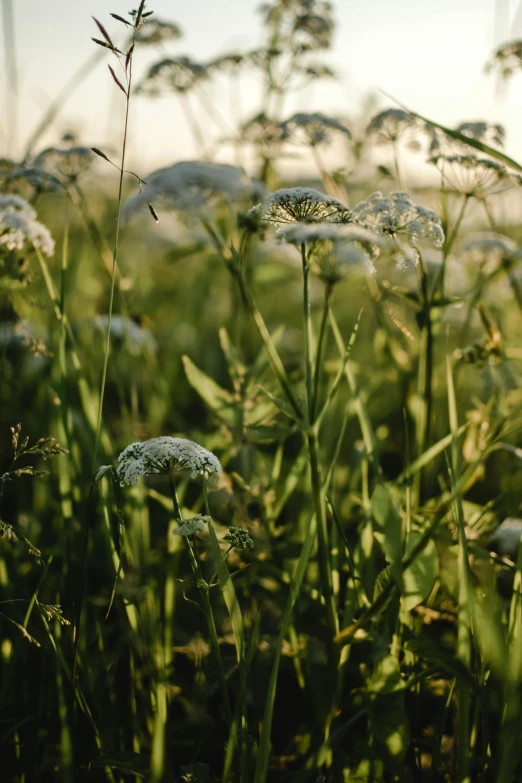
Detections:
[169, 478, 232, 725]
[301, 244, 339, 639]
[312, 283, 332, 421]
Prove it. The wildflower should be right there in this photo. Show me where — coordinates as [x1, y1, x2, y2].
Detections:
[280, 112, 351, 147]
[123, 161, 256, 219]
[32, 146, 94, 184]
[463, 234, 521, 273]
[249, 186, 351, 226]
[0, 194, 55, 256]
[4, 168, 63, 200]
[240, 112, 286, 149]
[173, 515, 210, 537]
[429, 153, 522, 198]
[485, 39, 522, 82]
[428, 121, 506, 157]
[134, 18, 182, 45]
[224, 526, 254, 550]
[352, 191, 444, 248]
[117, 436, 222, 486]
[293, 4, 335, 51]
[277, 222, 382, 280]
[366, 108, 424, 150]
[136, 56, 207, 95]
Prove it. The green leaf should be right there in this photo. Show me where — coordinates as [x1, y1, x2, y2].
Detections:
[182, 355, 238, 426]
[368, 656, 408, 766]
[207, 517, 244, 663]
[371, 485, 403, 588]
[401, 531, 439, 612]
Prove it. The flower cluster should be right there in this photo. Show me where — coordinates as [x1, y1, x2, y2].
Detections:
[3, 168, 63, 200]
[463, 234, 521, 272]
[485, 39, 522, 82]
[277, 222, 383, 280]
[117, 436, 222, 486]
[366, 108, 424, 148]
[0, 194, 55, 256]
[352, 191, 444, 248]
[224, 526, 254, 550]
[137, 57, 207, 95]
[249, 187, 351, 226]
[123, 161, 257, 219]
[430, 153, 522, 197]
[174, 515, 210, 537]
[33, 146, 93, 183]
[134, 18, 182, 46]
[280, 112, 351, 147]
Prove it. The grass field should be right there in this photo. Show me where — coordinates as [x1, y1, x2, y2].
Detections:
[4, 1, 522, 781]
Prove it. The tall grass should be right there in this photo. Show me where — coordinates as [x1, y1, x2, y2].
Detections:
[4, 2, 522, 782]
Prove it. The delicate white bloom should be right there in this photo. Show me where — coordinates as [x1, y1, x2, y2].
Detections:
[280, 112, 351, 147]
[173, 515, 210, 537]
[463, 234, 521, 271]
[352, 191, 444, 248]
[123, 161, 257, 219]
[137, 57, 207, 95]
[366, 108, 424, 150]
[117, 436, 222, 486]
[455, 122, 505, 149]
[0, 194, 55, 255]
[485, 39, 522, 82]
[33, 146, 93, 182]
[277, 222, 382, 280]
[95, 315, 157, 354]
[430, 153, 522, 197]
[4, 167, 63, 200]
[134, 18, 182, 46]
[249, 187, 351, 226]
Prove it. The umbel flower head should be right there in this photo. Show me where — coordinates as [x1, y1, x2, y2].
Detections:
[136, 56, 207, 95]
[429, 153, 522, 198]
[366, 108, 424, 149]
[280, 112, 351, 147]
[0, 194, 55, 256]
[463, 234, 521, 273]
[174, 515, 210, 537]
[485, 39, 522, 82]
[249, 186, 351, 226]
[352, 191, 444, 249]
[117, 436, 222, 486]
[32, 146, 94, 184]
[277, 222, 383, 281]
[123, 161, 257, 219]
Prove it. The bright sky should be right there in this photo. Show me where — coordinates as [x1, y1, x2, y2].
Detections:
[3, 0, 522, 173]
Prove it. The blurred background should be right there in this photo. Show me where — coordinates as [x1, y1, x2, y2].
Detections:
[3, 0, 522, 171]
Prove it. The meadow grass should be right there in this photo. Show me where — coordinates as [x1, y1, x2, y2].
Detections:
[3, 2, 522, 781]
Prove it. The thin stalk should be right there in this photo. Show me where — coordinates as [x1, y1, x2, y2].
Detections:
[301, 243, 339, 638]
[413, 250, 433, 505]
[311, 283, 333, 421]
[434, 194, 470, 298]
[169, 478, 232, 725]
[92, 35, 137, 475]
[482, 197, 522, 316]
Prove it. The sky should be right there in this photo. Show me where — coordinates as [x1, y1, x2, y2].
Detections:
[3, 0, 522, 173]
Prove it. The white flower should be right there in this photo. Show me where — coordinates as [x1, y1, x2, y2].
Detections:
[463, 234, 521, 272]
[33, 146, 93, 182]
[4, 167, 63, 200]
[0, 194, 55, 256]
[280, 112, 351, 147]
[137, 57, 207, 95]
[352, 191, 444, 249]
[173, 515, 210, 537]
[366, 108, 424, 149]
[277, 222, 382, 280]
[117, 436, 222, 486]
[123, 161, 257, 219]
[249, 187, 351, 226]
[430, 153, 522, 197]
[485, 39, 522, 82]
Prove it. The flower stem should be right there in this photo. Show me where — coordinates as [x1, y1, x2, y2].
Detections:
[169, 478, 232, 725]
[301, 244, 339, 639]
